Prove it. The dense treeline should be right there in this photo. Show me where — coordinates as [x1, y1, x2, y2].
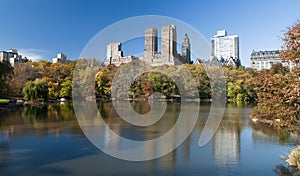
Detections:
[1, 58, 296, 102]
[0, 59, 255, 102]
[95, 63, 211, 100]
[0, 60, 76, 100]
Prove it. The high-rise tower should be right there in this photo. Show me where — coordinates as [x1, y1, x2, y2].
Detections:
[181, 34, 191, 64]
[161, 25, 177, 61]
[144, 27, 158, 60]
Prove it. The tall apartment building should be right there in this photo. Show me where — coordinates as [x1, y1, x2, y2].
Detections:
[250, 50, 297, 70]
[211, 30, 240, 66]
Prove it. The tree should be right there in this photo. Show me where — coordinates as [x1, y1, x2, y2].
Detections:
[6, 63, 39, 97]
[0, 62, 13, 97]
[251, 71, 299, 131]
[225, 67, 256, 102]
[59, 79, 72, 98]
[269, 63, 289, 75]
[23, 79, 48, 101]
[95, 67, 111, 97]
[280, 20, 300, 64]
[33, 60, 51, 77]
[49, 63, 71, 83]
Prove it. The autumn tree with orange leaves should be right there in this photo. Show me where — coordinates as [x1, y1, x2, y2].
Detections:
[280, 20, 300, 64]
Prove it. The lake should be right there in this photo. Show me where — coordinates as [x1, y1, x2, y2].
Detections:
[0, 102, 299, 176]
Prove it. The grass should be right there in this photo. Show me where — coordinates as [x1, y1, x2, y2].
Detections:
[0, 99, 10, 104]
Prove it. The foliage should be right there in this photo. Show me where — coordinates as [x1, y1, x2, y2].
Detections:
[59, 79, 72, 98]
[250, 70, 300, 131]
[0, 62, 13, 97]
[6, 63, 36, 97]
[269, 63, 289, 75]
[23, 79, 48, 101]
[250, 20, 300, 132]
[280, 20, 300, 64]
[224, 67, 256, 102]
[95, 67, 112, 97]
[286, 146, 300, 170]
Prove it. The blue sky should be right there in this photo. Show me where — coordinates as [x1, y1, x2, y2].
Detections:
[0, 0, 300, 67]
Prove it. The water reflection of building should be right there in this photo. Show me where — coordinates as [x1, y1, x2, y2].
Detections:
[103, 106, 122, 149]
[212, 107, 242, 167]
[212, 124, 240, 166]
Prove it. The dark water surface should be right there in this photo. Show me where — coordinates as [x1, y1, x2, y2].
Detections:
[0, 102, 299, 176]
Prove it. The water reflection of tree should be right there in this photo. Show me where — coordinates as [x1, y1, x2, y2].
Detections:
[0, 103, 83, 136]
[22, 105, 48, 123]
[130, 101, 151, 115]
[274, 164, 299, 176]
[250, 121, 299, 145]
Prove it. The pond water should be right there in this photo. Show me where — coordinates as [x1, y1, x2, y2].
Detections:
[0, 102, 299, 176]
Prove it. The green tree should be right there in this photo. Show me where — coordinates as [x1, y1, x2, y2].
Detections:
[59, 79, 72, 98]
[23, 79, 48, 101]
[224, 67, 256, 102]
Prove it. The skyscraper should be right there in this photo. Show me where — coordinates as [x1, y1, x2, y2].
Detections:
[211, 30, 239, 62]
[144, 27, 158, 61]
[181, 34, 191, 64]
[161, 25, 177, 61]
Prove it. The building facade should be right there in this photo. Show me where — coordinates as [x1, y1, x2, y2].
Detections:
[250, 50, 297, 70]
[0, 49, 28, 67]
[105, 42, 138, 66]
[52, 53, 70, 64]
[211, 30, 240, 67]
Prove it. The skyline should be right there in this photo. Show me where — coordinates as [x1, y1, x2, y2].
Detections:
[0, 0, 300, 67]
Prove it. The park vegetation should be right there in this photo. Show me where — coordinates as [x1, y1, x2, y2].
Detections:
[0, 21, 298, 133]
